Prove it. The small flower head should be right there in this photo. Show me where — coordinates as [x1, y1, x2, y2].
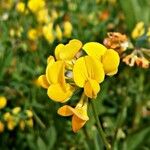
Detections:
[63, 21, 73, 38]
[58, 94, 89, 132]
[104, 32, 128, 54]
[0, 96, 7, 109]
[16, 2, 25, 13]
[28, 0, 45, 13]
[132, 22, 145, 39]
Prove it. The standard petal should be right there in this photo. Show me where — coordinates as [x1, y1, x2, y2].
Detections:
[57, 105, 73, 116]
[46, 60, 65, 85]
[73, 57, 88, 87]
[84, 79, 100, 98]
[72, 115, 86, 133]
[38, 75, 49, 89]
[47, 83, 73, 102]
[84, 56, 105, 83]
[83, 42, 107, 60]
[59, 39, 82, 60]
[102, 49, 120, 76]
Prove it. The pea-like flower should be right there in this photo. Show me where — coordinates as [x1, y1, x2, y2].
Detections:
[58, 94, 89, 132]
[38, 56, 74, 102]
[73, 55, 104, 98]
[83, 42, 120, 76]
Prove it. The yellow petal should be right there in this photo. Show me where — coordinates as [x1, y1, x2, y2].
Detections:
[56, 39, 82, 60]
[38, 75, 49, 89]
[84, 56, 105, 83]
[102, 49, 120, 76]
[72, 115, 86, 132]
[73, 56, 105, 87]
[47, 55, 55, 64]
[84, 79, 100, 98]
[55, 44, 65, 60]
[73, 57, 88, 87]
[57, 105, 73, 116]
[47, 83, 73, 102]
[83, 42, 107, 60]
[46, 60, 65, 85]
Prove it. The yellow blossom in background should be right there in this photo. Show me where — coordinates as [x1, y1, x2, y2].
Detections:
[3, 112, 11, 121]
[16, 2, 25, 13]
[1, 0, 13, 9]
[132, 22, 145, 39]
[0, 121, 4, 133]
[9, 28, 15, 37]
[26, 118, 34, 128]
[63, 21, 73, 38]
[12, 107, 21, 115]
[19, 120, 25, 130]
[43, 23, 55, 43]
[55, 25, 63, 41]
[37, 8, 49, 23]
[7, 119, 16, 130]
[51, 10, 58, 21]
[27, 28, 38, 41]
[28, 0, 45, 13]
[0, 96, 7, 109]
[25, 110, 33, 118]
[58, 94, 89, 132]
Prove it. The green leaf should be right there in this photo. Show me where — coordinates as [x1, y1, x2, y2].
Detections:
[123, 126, 150, 150]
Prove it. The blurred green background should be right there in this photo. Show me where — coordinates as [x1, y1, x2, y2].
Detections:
[0, 0, 150, 150]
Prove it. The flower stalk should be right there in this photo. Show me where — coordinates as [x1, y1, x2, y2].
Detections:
[91, 100, 111, 150]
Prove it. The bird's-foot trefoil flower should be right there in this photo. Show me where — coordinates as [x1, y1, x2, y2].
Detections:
[38, 56, 74, 102]
[73, 55, 105, 98]
[58, 93, 89, 132]
[83, 42, 120, 76]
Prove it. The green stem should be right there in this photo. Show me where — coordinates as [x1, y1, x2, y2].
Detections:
[91, 100, 111, 150]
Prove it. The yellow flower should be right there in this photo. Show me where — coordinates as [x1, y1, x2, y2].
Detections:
[55, 25, 63, 41]
[38, 57, 74, 102]
[101, 49, 120, 75]
[16, 2, 25, 13]
[7, 117, 16, 130]
[43, 23, 55, 43]
[51, 10, 58, 21]
[55, 39, 82, 61]
[58, 94, 89, 132]
[63, 21, 73, 38]
[12, 107, 21, 115]
[37, 8, 49, 23]
[132, 22, 145, 39]
[83, 42, 120, 76]
[25, 110, 33, 118]
[3, 112, 11, 121]
[27, 0, 45, 13]
[0, 96, 7, 109]
[0, 121, 5, 133]
[73, 56, 105, 98]
[27, 28, 38, 41]
[26, 118, 34, 128]
[19, 120, 25, 130]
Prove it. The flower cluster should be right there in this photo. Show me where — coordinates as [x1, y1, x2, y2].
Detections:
[123, 22, 150, 68]
[0, 96, 34, 133]
[38, 39, 120, 132]
[15, 0, 73, 45]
